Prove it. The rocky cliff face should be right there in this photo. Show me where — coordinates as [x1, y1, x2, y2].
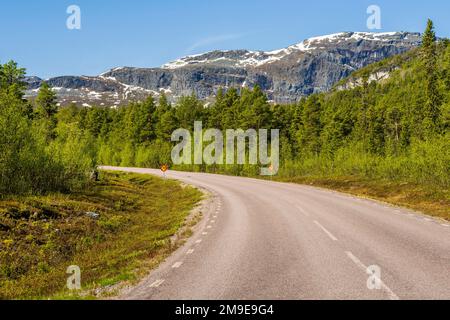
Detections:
[25, 32, 421, 106]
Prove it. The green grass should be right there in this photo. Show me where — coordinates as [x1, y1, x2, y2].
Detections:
[275, 175, 450, 221]
[0, 171, 202, 300]
[173, 162, 449, 221]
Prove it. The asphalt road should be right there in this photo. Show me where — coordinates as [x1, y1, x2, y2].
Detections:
[103, 166, 450, 300]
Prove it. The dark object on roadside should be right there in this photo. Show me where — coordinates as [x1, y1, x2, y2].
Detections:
[4, 207, 60, 220]
[4, 207, 30, 220]
[0, 222, 11, 231]
[90, 169, 99, 182]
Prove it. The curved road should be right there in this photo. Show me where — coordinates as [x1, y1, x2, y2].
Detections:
[103, 167, 450, 300]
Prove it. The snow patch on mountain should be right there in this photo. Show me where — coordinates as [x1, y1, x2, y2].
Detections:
[161, 32, 409, 69]
[25, 31, 421, 105]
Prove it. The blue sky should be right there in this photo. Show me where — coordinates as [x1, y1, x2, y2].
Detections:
[1, 0, 449, 78]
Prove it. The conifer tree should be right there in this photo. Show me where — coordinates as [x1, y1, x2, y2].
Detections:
[155, 93, 176, 141]
[421, 19, 441, 135]
[36, 82, 58, 119]
[35, 82, 58, 140]
[206, 88, 225, 129]
[299, 94, 322, 156]
[0, 60, 26, 99]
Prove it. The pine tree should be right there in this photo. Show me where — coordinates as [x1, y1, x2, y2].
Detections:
[0, 60, 26, 99]
[240, 86, 271, 130]
[174, 94, 204, 131]
[0, 61, 33, 117]
[421, 19, 441, 136]
[157, 111, 176, 141]
[135, 96, 156, 143]
[35, 82, 58, 140]
[353, 74, 378, 149]
[157, 93, 171, 113]
[206, 88, 225, 129]
[154, 93, 176, 140]
[299, 94, 322, 156]
[36, 82, 58, 119]
[220, 88, 239, 129]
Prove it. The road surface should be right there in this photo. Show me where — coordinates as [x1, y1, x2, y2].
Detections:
[103, 166, 450, 300]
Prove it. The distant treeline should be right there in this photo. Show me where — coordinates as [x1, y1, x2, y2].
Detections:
[1, 20, 449, 195]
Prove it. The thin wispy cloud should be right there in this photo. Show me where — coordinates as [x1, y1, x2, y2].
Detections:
[186, 33, 248, 53]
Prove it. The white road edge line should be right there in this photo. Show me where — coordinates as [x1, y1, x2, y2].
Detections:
[149, 279, 165, 288]
[313, 221, 338, 241]
[172, 262, 183, 269]
[345, 251, 399, 301]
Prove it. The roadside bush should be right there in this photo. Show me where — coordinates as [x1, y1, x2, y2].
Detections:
[0, 89, 94, 196]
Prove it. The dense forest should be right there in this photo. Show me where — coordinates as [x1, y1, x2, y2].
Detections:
[1, 20, 449, 196]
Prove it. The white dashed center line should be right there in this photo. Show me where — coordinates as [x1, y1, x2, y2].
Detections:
[314, 220, 338, 241]
[345, 251, 399, 300]
[296, 205, 310, 217]
[202, 232, 208, 235]
[172, 262, 183, 269]
[186, 249, 195, 255]
[195, 239, 202, 244]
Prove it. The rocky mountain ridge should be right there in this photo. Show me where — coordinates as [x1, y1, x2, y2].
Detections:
[25, 31, 422, 106]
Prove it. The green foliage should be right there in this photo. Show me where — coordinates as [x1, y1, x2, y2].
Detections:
[135, 140, 172, 168]
[174, 94, 204, 131]
[0, 60, 26, 99]
[0, 62, 94, 196]
[36, 82, 58, 119]
[299, 94, 322, 156]
[1, 20, 448, 196]
[154, 94, 177, 141]
[35, 82, 59, 140]
[421, 19, 442, 136]
[74, 26, 448, 189]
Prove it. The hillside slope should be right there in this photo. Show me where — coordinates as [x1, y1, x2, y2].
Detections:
[25, 32, 421, 106]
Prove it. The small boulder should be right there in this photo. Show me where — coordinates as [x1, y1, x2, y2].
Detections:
[85, 212, 100, 220]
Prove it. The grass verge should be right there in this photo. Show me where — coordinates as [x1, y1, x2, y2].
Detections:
[0, 171, 203, 300]
[276, 175, 449, 221]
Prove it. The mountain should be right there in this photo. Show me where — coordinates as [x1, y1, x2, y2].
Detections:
[25, 31, 422, 106]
